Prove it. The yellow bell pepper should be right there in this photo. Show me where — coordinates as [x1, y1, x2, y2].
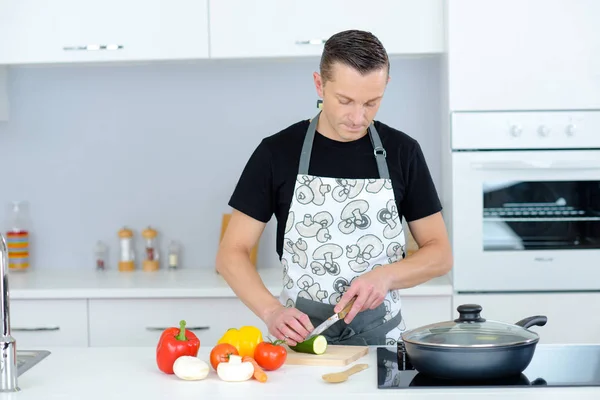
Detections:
[217, 326, 263, 358]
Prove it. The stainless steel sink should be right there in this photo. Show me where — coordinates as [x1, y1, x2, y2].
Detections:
[16, 350, 51, 377]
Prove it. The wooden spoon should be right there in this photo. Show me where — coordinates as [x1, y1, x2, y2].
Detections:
[322, 363, 369, 383]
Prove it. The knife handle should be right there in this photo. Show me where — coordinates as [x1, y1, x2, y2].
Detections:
[338, 297, 357, 319]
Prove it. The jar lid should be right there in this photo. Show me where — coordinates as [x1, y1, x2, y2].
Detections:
[142, 226, 157, 239]
[118, 227, 133, 238]
[401, 304, 541, 348]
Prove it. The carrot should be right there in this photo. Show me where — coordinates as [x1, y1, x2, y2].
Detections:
[243, 356, 268, 383]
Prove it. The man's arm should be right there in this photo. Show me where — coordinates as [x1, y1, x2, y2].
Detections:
[335, 211, 453, 322]
[216, 209, 314, 345]
[216, 209, 280, 322]
[380, 211, 453, 290]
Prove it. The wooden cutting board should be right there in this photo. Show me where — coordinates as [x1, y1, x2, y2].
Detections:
[284, 345, 369, 366]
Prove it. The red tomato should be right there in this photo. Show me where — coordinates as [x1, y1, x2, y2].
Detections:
[254, 341, 287, 371]
[210, 343, 239, 370]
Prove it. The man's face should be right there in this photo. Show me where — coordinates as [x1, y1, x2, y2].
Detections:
[314, 62, 388, 142]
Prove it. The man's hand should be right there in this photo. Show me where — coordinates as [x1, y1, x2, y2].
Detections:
[334, 268, 390, 324]
[263, 304, 314, 346]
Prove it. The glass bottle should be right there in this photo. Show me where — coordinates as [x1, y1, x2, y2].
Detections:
[5, 201, 32, 271]
[142, 226, 159, 272]
[118, 227, 135, 272]
[167, 240, 180, 269]
[95, 240, 108, 271]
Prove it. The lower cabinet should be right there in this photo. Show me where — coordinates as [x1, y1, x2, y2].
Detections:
[453, 293, 600, 344]
[88, 298, 268, 347]
[8, 295, 454, 348]
[10, 299, 88, 348]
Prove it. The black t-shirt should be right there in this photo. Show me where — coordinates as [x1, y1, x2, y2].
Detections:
[228, 119, 442, 259]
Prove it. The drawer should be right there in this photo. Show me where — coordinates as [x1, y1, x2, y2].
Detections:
[88, 298, 268, 347]
[10, 299, 89, 347]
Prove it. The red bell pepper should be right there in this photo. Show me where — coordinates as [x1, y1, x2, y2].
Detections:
[156, 320, 201, 374]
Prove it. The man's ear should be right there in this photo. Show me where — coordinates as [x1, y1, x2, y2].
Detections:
[313, 71, 324, 98]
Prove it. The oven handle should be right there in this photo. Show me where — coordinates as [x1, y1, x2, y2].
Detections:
[471, 161, 600, 170]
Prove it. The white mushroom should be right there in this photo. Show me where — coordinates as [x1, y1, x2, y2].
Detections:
[310, 261, 327, 276]
[297, 274, 328, 301]
[332, 277, 349, 294]
[312, 243, 343, 276]
[297, 274, 314, 289]
[296, 214, 321, 237]
[291, 239, 308, 269]
[295, 184, 314, 205]
[285, 211, 295, 234]
[338, 200, 371, 234]
[346, 235, 384, 273]
[348, 179, 365, 198]
[329, 292, 342, 304]
[309, 177, 330, 206]
[332, 179, 365, 202]
[377, 200, 402, 239]
[386, 242, 404, 263]
[391, 289, 400, 303]
[295, 212, 333, 242]
[366, 179, 392, 194]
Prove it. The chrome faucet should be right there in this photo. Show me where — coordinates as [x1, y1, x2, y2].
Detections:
[0, 233, 18, 392]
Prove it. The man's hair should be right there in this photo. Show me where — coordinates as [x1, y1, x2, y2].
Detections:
[319, 29, 389, 83]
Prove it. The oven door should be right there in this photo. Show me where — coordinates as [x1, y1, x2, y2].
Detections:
[452, 150, 600, 292]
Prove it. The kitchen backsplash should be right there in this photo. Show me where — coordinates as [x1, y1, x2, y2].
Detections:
[0, 55, 442, 270]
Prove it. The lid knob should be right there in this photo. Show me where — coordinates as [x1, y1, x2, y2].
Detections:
[454, 304, 486, 323]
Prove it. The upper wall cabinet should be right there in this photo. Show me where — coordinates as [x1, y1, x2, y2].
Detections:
[448, 0, 600, 111]
[208, 0, 444, 59]
[0, 0, 209, 65]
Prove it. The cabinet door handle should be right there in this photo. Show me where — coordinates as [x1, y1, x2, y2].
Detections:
[295, 39, 326, 45]
[63, 44, 124, 51]
[145, 326, 210, 332]
[12, 326, 60, 332]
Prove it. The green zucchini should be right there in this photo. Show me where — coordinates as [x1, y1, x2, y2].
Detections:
[290, 335, 328, 355]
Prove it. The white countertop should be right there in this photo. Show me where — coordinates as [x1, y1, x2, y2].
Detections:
[7, 345, 600, 400]
[7, 268, 453, 299]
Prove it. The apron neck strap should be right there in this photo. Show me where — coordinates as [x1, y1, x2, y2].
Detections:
[299, 112, 390, 179]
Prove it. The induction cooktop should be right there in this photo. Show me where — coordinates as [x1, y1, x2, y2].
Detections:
[377, 343, 600, 389]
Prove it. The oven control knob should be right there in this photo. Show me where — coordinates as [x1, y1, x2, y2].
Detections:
[510, 125, 522, 137]
[565, 124, 576, 136]
[538, 125, 550, 137]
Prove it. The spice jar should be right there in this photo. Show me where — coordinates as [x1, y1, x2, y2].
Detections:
[142, 226, 159, 272]
[95, 240, 108, 271]
[5, 201, 32, 271]
[167, 240, 180, 269]
[118, 227, 135, 272]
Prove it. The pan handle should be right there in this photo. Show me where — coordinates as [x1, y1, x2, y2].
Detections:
[514, 315, 548, 329]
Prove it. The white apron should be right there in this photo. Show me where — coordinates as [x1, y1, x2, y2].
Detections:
[280, 112, 407, 345]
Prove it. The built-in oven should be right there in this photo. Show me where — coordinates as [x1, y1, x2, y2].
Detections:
[450, 110, 600, 292]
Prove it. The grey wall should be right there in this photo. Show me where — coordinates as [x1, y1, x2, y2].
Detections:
[0, 55, 442, 270]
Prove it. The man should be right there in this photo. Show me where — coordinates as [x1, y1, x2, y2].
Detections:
[216, 29, 452, 347]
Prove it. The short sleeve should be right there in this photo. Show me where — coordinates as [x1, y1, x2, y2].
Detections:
[228, 140, 274, 223]
[400, 142, 443, 222]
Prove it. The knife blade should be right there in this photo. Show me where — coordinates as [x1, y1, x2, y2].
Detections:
[305, 297, 356, 340]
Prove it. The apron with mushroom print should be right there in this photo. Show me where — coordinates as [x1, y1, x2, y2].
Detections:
[280, 112, 407, 344]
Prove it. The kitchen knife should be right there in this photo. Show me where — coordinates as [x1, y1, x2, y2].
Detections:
[305, 297, 357, 340]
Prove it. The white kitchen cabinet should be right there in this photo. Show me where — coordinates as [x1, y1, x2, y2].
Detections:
[208, 0, 444, 59]
[447, 0, 600, 111]
[0, 0, 209, 65]
[10, 299, 88, 347]
[453, 294, 600, 344]
[401, 296, 452, 331]
[88, 298, 268, 347]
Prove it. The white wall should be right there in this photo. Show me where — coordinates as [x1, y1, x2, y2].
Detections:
[0, 55, 442, 270]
